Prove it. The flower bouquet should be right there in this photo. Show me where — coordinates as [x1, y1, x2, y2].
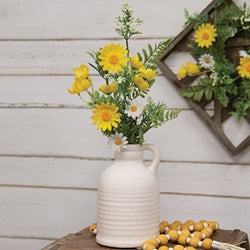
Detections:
[68, 3, 181, 151]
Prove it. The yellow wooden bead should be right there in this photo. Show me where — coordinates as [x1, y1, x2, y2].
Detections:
[159, 246, 169, 250]
[145, 243, 157, 250]
[158, 234, 168, 245]
[202, 238, 213, 249]
[204, 226, 213, 234]
[169, 224, 179, 230]
[208, 221, 219, 230]
[142, 240, 151, 248]
[181, 224, 190, 230]
[185, 220, 195, 225]
[181, 229, 191, 237]
[88, 224, 97, 234]
[161, 220, 169, 227]
[201, 228, 212, 238]
[192, 231, 203, 240]
[149, 238, 159, 247]
[177, 234, 188, 245]
[189, 237, 200, 247]
[174, 245, 184, 250]
[186, 247, 196, 250]
[172, 220, 182, 227]
[200, 219, 208, 224]
[194, 222, 204, 231]
[160, 223, 166, 233]
[168, 229, 179, 242]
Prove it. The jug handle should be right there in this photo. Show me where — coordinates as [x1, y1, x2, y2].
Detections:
[142, 144, 160, 175]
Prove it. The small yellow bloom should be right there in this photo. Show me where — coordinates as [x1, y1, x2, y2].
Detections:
[133, 74, 149, 91]
[186, 62, 200, 76]
[237, 56, 250, 79]
[91, 102, 121, 132]
[67, 77, 92, 94]
[99, 82, 118, 94]
[73, 64, 89, 78]
[131, 55, 144, 69]
[177, 66, 187, 79]
[98, 42, 129, 72]
[139, 68, 156, 79]
[194, 23, 217, 48]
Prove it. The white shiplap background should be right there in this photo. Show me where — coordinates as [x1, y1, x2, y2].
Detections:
[0, 0, 250, 249]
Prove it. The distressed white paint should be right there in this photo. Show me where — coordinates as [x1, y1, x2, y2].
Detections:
[0, 0, 249, 249]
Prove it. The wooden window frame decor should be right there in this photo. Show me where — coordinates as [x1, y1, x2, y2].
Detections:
[158, 0, 250, 155]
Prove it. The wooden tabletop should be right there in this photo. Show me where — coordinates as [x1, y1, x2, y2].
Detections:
[42, 227, 249, 250]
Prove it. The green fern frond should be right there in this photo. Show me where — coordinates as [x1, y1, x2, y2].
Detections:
[137, 39, 172, 69]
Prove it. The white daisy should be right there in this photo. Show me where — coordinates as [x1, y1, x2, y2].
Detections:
[125, 98, 144, 119]
[239, 50, 248, 58]
[199, 54, 215, 69]
[108, 133, 128, 152]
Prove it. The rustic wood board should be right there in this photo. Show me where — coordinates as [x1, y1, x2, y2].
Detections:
[42, 228, 249, 250]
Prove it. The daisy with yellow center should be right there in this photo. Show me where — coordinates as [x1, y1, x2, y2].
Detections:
[125, 98, 144, 119]
[99, 82, 118, 94]
[98, 42, 129, 72]
[194, 23, 217, 48]
[237, 55, 250, 79]
[199, 54, 215, 69]
[91, 102, 121, 131]
[108, 132, 128, 152]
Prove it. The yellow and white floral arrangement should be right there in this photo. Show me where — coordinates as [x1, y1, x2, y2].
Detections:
[68, 3, 181, 151]
[177, 1, 250, 119]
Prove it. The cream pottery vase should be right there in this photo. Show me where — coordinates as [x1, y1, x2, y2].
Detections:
[96, 144, 160, 248]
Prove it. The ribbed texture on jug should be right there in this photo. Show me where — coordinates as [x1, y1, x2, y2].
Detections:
[96, 189, 160, 248]
[96, 144, 161, 248]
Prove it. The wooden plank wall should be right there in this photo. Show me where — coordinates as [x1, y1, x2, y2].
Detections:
[0, 0, 249, 249]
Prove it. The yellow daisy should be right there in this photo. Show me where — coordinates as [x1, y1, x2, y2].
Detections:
[99, 82, 118, 94]
[67, 77, 92, 94]
[237, 56, 250, 79]
[186, 62, 200, 76]
[139, 68, 156, 79]
[194, 23, 217, 48]
[73, 64, 89, 78]
[131, 55, 144, 69]
[177, 66, 187, 79]
[98, 42, 129, 72]
[91, 102, 121, 131]
[133, 74, 149, 91]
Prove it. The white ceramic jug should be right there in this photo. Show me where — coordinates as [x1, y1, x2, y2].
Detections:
[96, 144, 160, 248]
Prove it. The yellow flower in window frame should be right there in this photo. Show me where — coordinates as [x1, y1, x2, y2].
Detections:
[67, 77, 92, 94]
[99, 82, 118, 94]
[73, 64, 89, 78]
[237, 55, 250, 79]
[194, 23, 217, 48]
[131, 55, 144, 69]
[186, 62, 200, 76]
[91, 102, 121, 131]
[98, 42, 129, 72]
[177, 65, 187, 79]
[139, 67, 156, 79]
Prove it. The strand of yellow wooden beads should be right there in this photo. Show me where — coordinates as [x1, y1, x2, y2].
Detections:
[142, 219, 220, 250]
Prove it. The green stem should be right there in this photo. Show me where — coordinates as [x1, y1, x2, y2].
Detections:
[77, 93, 89, 104]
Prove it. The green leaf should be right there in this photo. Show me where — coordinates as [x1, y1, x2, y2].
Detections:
[205, 89, 213, 101]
